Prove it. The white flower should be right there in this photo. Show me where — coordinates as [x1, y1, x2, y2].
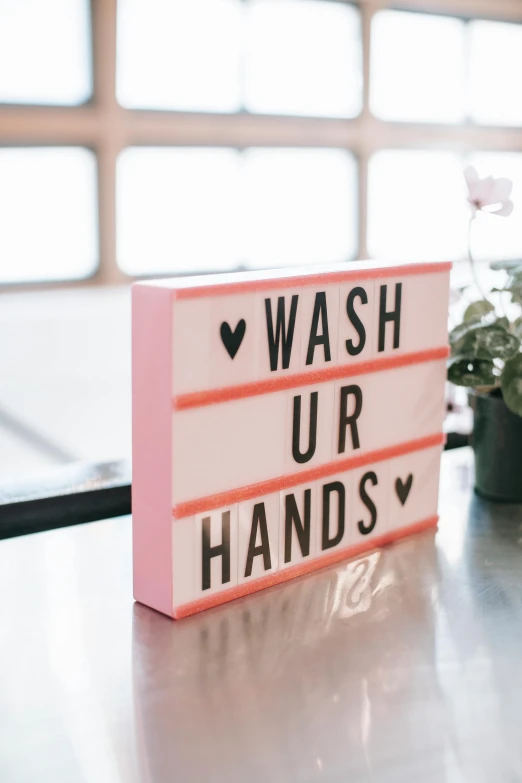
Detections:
[464, 166, 514, 218]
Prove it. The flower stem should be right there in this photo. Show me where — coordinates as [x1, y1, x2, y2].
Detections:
[468, 216, 488, 301]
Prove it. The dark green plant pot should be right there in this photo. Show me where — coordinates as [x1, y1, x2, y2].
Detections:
[471, 389, 522, 502]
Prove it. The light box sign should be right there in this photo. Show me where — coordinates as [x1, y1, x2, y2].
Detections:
[132, 261, 450, 619]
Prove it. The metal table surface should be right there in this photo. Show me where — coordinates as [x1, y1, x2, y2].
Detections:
[1, 447, 522, 783]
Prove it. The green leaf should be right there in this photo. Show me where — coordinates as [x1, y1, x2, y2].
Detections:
[449, 318, 481, 346]
[495, 316, 510, 331]
[474, 325, 520, 361]
[450, 318, 521, 361]
[490, 260, 522, 272]
[502, 354, 522, 416]
[463, 300, 494, 321]
[451, 328, 478, 358]
[512, 317, 522, 339]
[447, 358, 496, 388]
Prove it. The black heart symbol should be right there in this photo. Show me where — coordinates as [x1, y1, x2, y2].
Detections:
[220, 319, 246, 359]
[395, 475, 413, 506]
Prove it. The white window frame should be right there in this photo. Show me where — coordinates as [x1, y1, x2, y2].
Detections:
[0, 0, 522, 287]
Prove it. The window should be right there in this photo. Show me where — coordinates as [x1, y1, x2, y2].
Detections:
[117, 0, 242, 113]
[371, 9, 522, 128]
[241, 148, 357, 266]
[469, 21, 522, 126]
[117, 148, 242, 275]
[0, 0, 91, 106]
[367, 150, 467, 261]
[117, 147, 357, 274]
[243, 0, 362, 118]
[371, 11, 466, 124]
[0, 0, 521, 284]
[0, 148, 97, 284]
[368, 6, 522, 269]
[117, 0, 362, 118]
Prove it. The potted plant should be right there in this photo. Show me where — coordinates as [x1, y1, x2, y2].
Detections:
[448, 166, 522, 501]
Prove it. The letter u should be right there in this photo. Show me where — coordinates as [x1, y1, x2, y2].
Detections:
[292, 392, 318, 464]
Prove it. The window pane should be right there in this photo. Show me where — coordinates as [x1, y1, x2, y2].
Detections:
[117, 0, 241, 112]
[370, 11, 466, 123]
[117, 147, 356, 275]
[469, 21, 522, 126]
[0, 0, 91, 105]
[368, 150, 467, 261]
[0, 149, 97, 283]
[117, 148, 242, 275]
[243, 149, 357, 267]
[466, 152, 522, 261]
[245, 0, 362, 118]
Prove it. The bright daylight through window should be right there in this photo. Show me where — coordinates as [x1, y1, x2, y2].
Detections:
[0, 0, 520, 284]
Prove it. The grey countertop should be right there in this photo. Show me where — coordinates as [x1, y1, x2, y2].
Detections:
[2, 447, 522, 783]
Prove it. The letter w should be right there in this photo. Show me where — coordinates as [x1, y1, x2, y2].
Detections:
[264, 295, 299, 371]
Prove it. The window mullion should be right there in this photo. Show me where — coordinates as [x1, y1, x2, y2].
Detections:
[92, 0, 126, 284]
[357, 0, 522, 24]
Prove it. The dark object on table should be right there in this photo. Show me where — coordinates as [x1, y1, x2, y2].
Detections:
[471, 388, 522, 502]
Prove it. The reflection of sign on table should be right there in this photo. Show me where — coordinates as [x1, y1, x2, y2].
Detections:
[132, 261, 450, 619]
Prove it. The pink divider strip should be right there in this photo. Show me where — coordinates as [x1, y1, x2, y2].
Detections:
[173, 432, 444, 519]
[173, 515, 439, 619]
[174, 346, 449, 411]
[173, 261, 452, 300]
